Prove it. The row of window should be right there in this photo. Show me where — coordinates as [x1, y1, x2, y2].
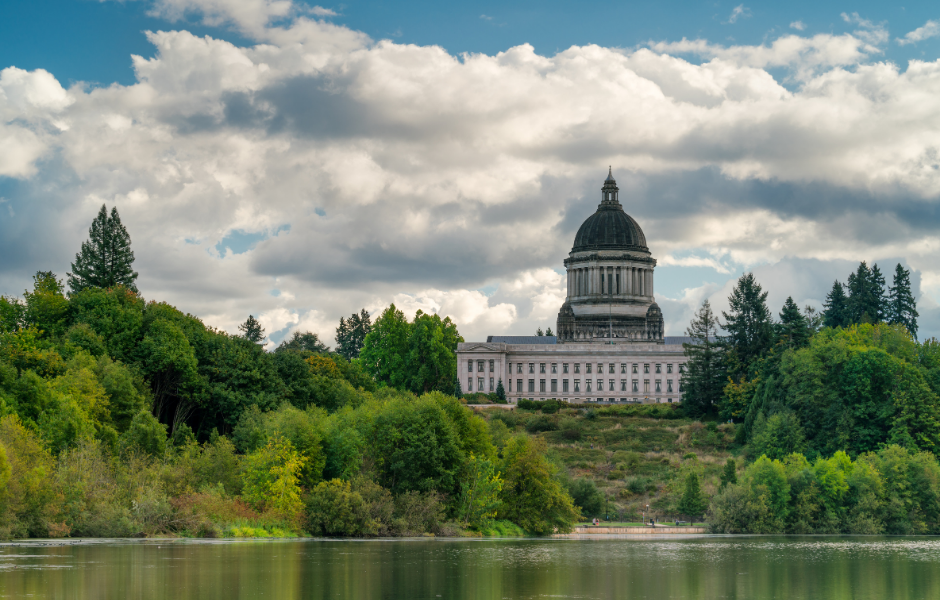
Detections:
[506, 378, 680, 394]
[467, 360, 685, 375]
[468, 377, 497, 392]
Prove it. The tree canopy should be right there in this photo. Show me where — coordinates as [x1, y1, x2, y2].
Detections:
[68, 205, 139, 294]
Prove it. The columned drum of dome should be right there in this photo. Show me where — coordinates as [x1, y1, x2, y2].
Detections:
[556, 169, 664, 344]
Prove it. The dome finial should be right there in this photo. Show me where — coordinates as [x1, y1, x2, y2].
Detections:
[605, 166, 614, 182]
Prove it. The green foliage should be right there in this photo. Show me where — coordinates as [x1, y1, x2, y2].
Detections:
[750, 411, 807, 460]
[719, 458, 738, 489]
[0, 416, 60, 538]
[68, 204, 139, 294]
[238, 315, 265, 344]
[846, 261, 886, 324]
[495, 379, 506, 403]
[498, 436, 580, 535]
[306, 478, 381, 537]
[24, 272, 70, 339]
[888, 263, 919, 339]
[360, 304, 411, 390]
[565, 478, 604, 517]
[823, 280, 850, 329]
[335, 309, 371, 360]
[721, 272, 773, 380]
[457, 453, 503, 529]
[0, 296, 26, 333]
[241, 436, 306, 523]
[682, 300, 727, 418]
[69, 286, 145, 362]
[120, 410, 167, 456]
[676, 472, 708, 517]
[276, 330, 329, 353]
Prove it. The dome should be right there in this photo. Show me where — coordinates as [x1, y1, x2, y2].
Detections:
[571, 170, 647, 252]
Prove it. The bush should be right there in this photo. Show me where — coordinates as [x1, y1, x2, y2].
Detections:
[120, 410, 167, 457]
[627, 477, 654, 495]
[559, 417, 582, 440]
[566, 478, 604, 517]
[241, 436, 306, 524]
[525, 415, 557, 433]
[517, 399, 539, 411]
[306, 479, 377, 536]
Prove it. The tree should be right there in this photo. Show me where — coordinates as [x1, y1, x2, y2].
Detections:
[457, 453, 503, 529]
[676, 472, 708, 520]
[276, 330, 328, 353]
[454, 377, 463, 399]
[23, 272, 70, 338]
[777, 297, 810, 350]
[495, 379, 506, 403]
[360, 304, 411, 390]
[682, 300, 727, 418]
[823, 280, 850, 329]
[241, 436, 307, 522]
[750, 411, 807, 460]
[68, 204, 139, 294]
[888, 263, 919, 339]
[846, 261, 886, 324]
[719, 458, 737, 490]
[498, 436, 580, 535]
[335, 309, 372, 361]
[407, 311, 462, 394]
[238, 315, 265, 344]
[535, 328, 544, 336]
[722, 272, 773, 377]
[545, 327, 554, 337]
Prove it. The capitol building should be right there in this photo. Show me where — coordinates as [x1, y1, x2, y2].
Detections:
[456, 170, 689, 404]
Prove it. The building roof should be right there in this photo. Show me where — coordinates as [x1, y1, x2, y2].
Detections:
[486, 336, 557, 344]
[664, 336, 694, 345]
[571, 171, 648, 253]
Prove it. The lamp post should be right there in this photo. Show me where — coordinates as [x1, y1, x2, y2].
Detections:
[646, 504, 650, 526]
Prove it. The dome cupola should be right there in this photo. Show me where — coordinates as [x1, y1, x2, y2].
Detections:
[571, 168, 648, 253]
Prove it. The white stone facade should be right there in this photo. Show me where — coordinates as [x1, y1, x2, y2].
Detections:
[457, 340, 688, 404]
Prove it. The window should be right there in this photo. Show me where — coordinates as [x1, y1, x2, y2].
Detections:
[597, 379, 603, 391]
[528, 379, 535, 393]
[517, 379, 523, 392]
[574, 363, 581, 374]
[468, 377, 472, 391]
[644, 379, 650, 393]
[632, 379, 638, 392]
[468, 360, 473, 372]
[644, 364, 650, 374]
[586, 363, 592, 374]
[667, 364, 673, 374]
[489, 377, 494, 391]
[478, 377, 484, 391]
[551, 379, 558, 392]
[508, 379, 513, 392]
[620, 379, 627, 392]
[655, 364, 662, 374]
[517, 363, 523, 373]
[632, 364, 638, 374]
[667, 379, 673, 393]
[609, 379, 615, 391]
[563, 363, 569, 374]
[655, 380, 662, 393]
[563, 379, 569, 392]
[597, 363, 603, 374]
[679, 364, 685, 374]
[478, 360, 485, 373]
[586, 380, 592, 393]
[528, 363, 534, 374]
[540, 363, 546, 374]
[489, 360, 494, 372]
[551, 363, 557, 374]
[574, 379, 581, 392]
[679, 380, 684, 392]
[609, 363, 615, 374]
[539, 379, 546, 393]
[620, 363, 627, 374]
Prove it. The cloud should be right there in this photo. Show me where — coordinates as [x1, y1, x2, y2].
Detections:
[899, 19, 940, 45]
[726, 5, 751, 24]
[790, 21, 805, 31]
[480, 14, 493, 21]
[310, 6, 336, 17]
[840, 12, 888, 50]
[4, 14, 940, 343]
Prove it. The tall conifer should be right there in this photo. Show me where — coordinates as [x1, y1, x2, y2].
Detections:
[777, 296, 810, 349]
[239, 315, 265, 344]
[823, 280, 849, 328]
[682, 299, 727, 417]
[335, 309, 372, 360]
[721, 272, 773, 377]
[68, 204, 139, 294]
[888, 263, 919, 339]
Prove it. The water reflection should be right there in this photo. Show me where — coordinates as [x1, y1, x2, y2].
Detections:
[1, 537, 940, 599]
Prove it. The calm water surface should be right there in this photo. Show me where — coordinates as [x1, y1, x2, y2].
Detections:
[2, 535, 939, 599]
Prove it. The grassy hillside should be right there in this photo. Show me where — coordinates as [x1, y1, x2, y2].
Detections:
[477, 403, 737, 522]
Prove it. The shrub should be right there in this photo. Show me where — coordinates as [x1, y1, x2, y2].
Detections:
[525, 415, 557, 433]
[306, 479, 376, 536]
[241, 436, 306, 524]
[559, 418, 582, 440]
[566, 478, 604, 517]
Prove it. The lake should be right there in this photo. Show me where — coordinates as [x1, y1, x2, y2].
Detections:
[2, 535, 940, 599]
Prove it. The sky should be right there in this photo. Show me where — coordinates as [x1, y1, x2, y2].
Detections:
[2, 0, 940, 348]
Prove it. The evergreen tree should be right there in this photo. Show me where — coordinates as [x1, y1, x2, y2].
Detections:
[803, 305, 823, 334]
[535, 328, 544, 336]
[676, 472, 707, 520]
[238, 315, 265, 344]
[682, 300, 727, 418]
[719, 458, 737, 490]
[495, 379, 506, 403]
[846, 261, 885, 324]
[68, 204, 139, 294]
[545, 327, 554, 337]
[454, 377, 463, 399]
[721, 272, 773, 377]
[822, 280, 849, 329]
[888, 263, 919, 339]
[335, 309, 372, 361]
[776, 296, 810, 350]
[276, 330, 328, 353]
